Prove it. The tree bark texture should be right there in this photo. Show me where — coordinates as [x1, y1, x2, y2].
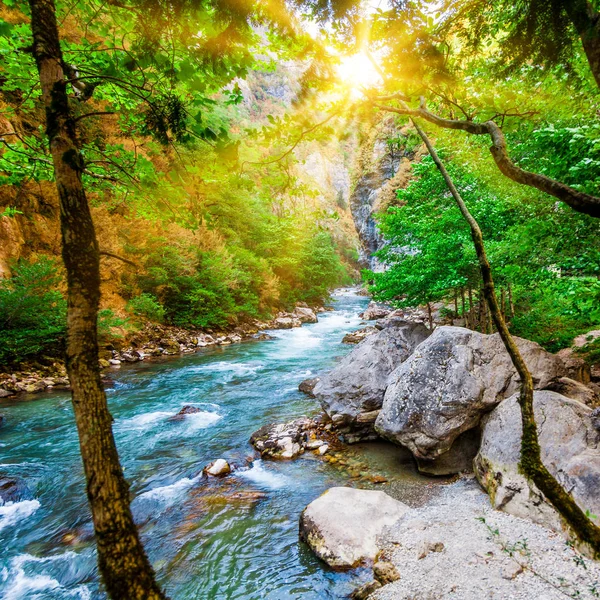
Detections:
[412, 117, 600, 556]
[565, 0, 600, 90]
[28, 0, 168, 597]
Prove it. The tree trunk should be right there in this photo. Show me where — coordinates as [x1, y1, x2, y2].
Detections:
[427, 302, 434, 330]
[500, 288, 506, 319]
[454, 289, 458, 323]
[468, 285, 474, 329]
[565, 0, 600, 90]
[28, 0, 168, 597]
[461, 288, 466, 323]
[411, 117, 600, 556]
[508, 282, 515, 318]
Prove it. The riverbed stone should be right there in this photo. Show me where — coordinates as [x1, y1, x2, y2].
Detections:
[0, 474, 33, 503]
[293, 306, 318, 324]
[205, 459, 231, 477]
[475, 390, 600, 534]
[375, 326, 568, 461]
[300, 487, 409, 569]
[250, 417, 320, 459]
[313, 320, 430, 429]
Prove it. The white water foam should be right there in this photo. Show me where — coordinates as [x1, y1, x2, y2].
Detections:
[181, 411, 222, 432]
[134, 474, 202, 510]
[1, 552, 90, 600]
[237, 460, 287, 490]
[119, 410, 172, 429]
[0, 500, 40, 532]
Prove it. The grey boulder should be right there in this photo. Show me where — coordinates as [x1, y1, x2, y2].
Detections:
[313, 320, 430, 427]
[299, 486, 409, 569]
[475, 390, 600, 534]
[376, 326, 568, 460]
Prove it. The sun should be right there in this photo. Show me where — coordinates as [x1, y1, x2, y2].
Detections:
[336, 51, 383, 94]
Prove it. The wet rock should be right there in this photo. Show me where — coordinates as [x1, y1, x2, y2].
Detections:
[376, 326, 568, 462]
[299, 487, 409, 569]
[475, 390, 600, 534]
[109, 359, 121, 366]
[254, 332, 274, 341]
[350, 580, 381, 599]
[342, 326, 378, 344]
[314, 320, 430, 432]
[250, 418, 310, 459]
[169, 405, 203, 421]
[0, 474, 33, 503]
[298, 377, 319, 396]
[0, 388, 14, 398]
[0, 414, 4, 427]
[98, 358, 110, 369]
[250, 416, 337, 460]
[205, 459, 231, 477]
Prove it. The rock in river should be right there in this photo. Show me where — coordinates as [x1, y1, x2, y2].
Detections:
[475, 390, 600, 534]
[313, 319, 430, 429]
[299, 487, 409, 569]
[205, 459, 231, 477]
[375, 326, 568, 461]
[0, 474, 33, 503]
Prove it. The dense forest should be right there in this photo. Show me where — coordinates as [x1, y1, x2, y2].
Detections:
[1, 0, 600, 598]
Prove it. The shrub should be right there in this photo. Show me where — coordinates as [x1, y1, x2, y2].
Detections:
[126, 293, 166, 323]
[0, 258, 67, 365]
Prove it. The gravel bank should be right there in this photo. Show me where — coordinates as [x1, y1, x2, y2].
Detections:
[374, 478, 600, 600]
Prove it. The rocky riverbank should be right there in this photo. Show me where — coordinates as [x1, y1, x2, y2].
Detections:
[240, 301, 600, 597]
[0, 303, 324, 399]
[301, 479, 600, 600]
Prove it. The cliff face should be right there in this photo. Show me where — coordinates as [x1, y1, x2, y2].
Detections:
[349, 118, 416, 271]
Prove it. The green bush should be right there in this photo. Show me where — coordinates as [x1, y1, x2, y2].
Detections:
[97, 308, 129, 339]
[0, 258, 67, 365]
[126, 293, 166, 323]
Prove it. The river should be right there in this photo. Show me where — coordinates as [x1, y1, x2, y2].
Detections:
[0, 290, 437, 599]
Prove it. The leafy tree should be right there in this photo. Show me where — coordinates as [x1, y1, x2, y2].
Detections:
[0, 258, 66, 365]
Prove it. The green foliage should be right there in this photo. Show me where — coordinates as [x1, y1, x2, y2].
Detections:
[97, 309, 129, 339]
[0, 258, 66, 365]
[577, 338, 600, 367]
[126, 294, 166, 323]
[368, 155, 515, 307]
[368, 153, 600, 351]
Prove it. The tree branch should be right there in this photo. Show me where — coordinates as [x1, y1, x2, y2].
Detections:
[372, 98, 600, 218]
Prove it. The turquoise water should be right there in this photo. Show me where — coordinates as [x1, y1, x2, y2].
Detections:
[0, 290, 429, 599]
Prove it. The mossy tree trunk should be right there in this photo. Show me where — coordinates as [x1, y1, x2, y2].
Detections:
[28, 0, 168, 596]
[411, 118, 600, 556]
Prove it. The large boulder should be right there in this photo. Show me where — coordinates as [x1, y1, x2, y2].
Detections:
[376, 326, 568, 461]
[475, 390, 600, 533]
[299, 487, 409, 569]
[313, 320, 430, 428]
[293, 306, 318, 324]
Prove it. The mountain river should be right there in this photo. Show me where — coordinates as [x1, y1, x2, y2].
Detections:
[0, 290, 440, 599]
